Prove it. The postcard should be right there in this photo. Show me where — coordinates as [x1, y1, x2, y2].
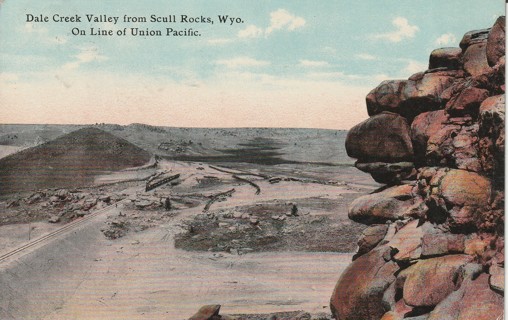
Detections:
[0, 1, 505, 319]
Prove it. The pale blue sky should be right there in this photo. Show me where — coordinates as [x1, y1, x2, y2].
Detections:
[0, 1, 504, 129]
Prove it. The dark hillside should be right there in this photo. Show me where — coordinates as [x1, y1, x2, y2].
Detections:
[0, 127, 151, 195]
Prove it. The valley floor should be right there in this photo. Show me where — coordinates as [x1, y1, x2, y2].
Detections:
[0, 159, 377, 319]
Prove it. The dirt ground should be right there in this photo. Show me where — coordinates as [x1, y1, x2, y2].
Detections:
[0, 159, 377, 319]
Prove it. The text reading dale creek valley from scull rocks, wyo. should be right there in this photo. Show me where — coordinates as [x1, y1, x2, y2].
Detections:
[26, 14, 230, 25]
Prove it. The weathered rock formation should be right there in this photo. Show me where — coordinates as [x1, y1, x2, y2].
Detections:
[333, 17, 505, 320]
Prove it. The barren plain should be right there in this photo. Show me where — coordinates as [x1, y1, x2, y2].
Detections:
[0, 124, 378, 319]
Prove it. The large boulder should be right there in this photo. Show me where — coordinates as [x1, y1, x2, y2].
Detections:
[366, 72, 460, 121]
[428, 273, 504, 320]
[348, 184, 423, 224]
[421, 233, 466, 257]
[445, 85, 489, 117]
[459, 28, 490, 50]
[400, 70, 460, 120]
[401, 255, 473, 307]
[489, 263, 504, 294]
[355, 161, 416, 185]
[486, 16, 506, 67]
[429, 48, 462, 70]
[354, 224, 389, 259]
[419, 168, 492, 230]
[463, 42, 492, 77]
[330, 246, 399, 320]
[366, 80, 407, 116]
[411, 110, 448, 165]
[387, 220, 423, 262]
[379, 299, 414, 320]
[478, 94, 505, 187]
[188, 305, 221, 320]
[346, 112, 414, 163]
[459, 27, 493, 77]
[439, 169, 492, 207]
[425, 121, 482, 173]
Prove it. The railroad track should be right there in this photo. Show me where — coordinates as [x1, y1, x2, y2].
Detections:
[0, 199, 128, 264]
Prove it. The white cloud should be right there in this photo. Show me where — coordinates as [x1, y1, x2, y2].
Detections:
[435, 33, 457, 46]
[238, 25, 264, 38]
[266, 9, 306, 35]
[402, 59, 427, 75]
[356, 53, 378, 61]
[209, 9, 305, 44]
[216, 56, 270, 68]
[238, 9, 305, 39]
[372, 17, 419, 42]
[62, 47, 108, 70]
[299, 59, 329, 67]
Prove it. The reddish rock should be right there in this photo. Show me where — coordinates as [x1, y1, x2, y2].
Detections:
[354, 224, 389, 259]
[188, 305, 221, 320]
[425, 123, 482, 173]
[463, 42, 492, 77]
[381, 312, 430, 320]
[464, 234, 490, 257]
[399, 71, 459, 120]
[439, 169, 491, 207]
[459, 28, 490, 50]
[479, 94, 505, 140]
[475, 54, 506, 94]
[489, 264, 504, 294]
[428, 274, 504, 320]
[429, 48, 462, 70]
[366, 71, 460, 121]
[330, 246, 399, 320]
[380, 299, 414, 320]
[411, 110, 448, 164]
[355, 161, 416, 184]
[380, 311, 398, 320]
[440, 78, 467, 105]
[402, 255, 473, 307]
[421, 233, 466, 257]
[348, 185, 422, 224]
[387, 220, 423, 262]
[366, 80, 407, 116]
[345, 112, 414, 163]
[486, 16, 505, 67]
[479, 94, 505, 186]
[417, 168, 493, 229]
[445, 85, 489, 116]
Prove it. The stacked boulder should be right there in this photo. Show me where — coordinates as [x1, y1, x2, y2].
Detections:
[332, 17, 505, 320]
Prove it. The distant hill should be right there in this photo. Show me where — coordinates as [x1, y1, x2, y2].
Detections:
[0, 127, 151, 195]
[0, 123, 354, 166]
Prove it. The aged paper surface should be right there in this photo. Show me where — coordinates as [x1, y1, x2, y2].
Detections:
[0, 1, 505, 319]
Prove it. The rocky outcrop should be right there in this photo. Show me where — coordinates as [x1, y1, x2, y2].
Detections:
[188, 305, 221, 320]
[346, 112, 416, 184]
[346, 112, 414, 163]
[487, 17, 505, 67]
[429, 48, 462, 70]
[348, 184, 422, 224]
[330, 246, 399, 320]
[332, 18, 505, 320]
